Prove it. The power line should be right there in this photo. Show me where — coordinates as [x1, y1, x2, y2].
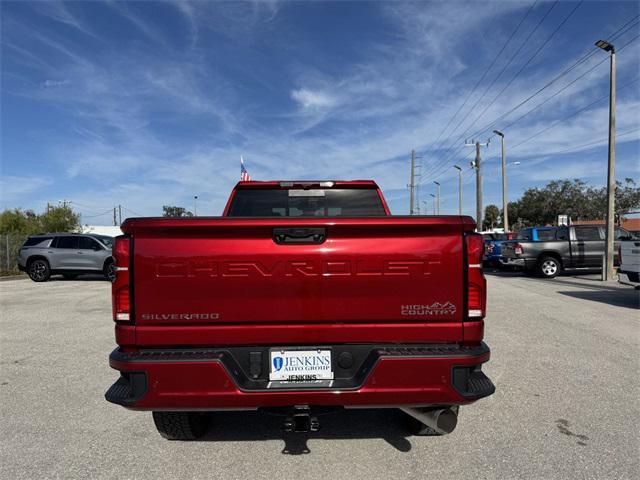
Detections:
[80, 208, 114, 218]
[120, 206, 146, 217]
[432, 1, 560, 168]
[455, 1, 583, 153]
[500, 56, 609, 131]
[421, 24, 640, 183]
[424, 12, 637, 180]
[467, 27, 640, 142]
[69, 200, 116, 212]
[537, 126, 640, 157]
[425, 1, 538, 157]
[510, 76, 640, 152]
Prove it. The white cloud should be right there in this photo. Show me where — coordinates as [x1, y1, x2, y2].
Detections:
[41, 79, 70, 88]
[0, 176, 52, 206]
[290, 88, 339, 109]
[30, 1, 100, 40]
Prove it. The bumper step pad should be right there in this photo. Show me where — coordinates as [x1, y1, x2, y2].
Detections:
[452, 367, 495, 400]
[105, 372, 147, 406]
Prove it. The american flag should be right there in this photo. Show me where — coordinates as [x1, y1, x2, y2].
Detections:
[240, 156, 251, 182]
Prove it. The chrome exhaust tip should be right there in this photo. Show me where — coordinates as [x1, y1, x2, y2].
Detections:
[400, 407, 458, 434]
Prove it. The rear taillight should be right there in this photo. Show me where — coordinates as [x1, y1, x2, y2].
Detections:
[112, 235, 131, 322]
[514, 243, 523, 255]
[466, 233, 486, 319]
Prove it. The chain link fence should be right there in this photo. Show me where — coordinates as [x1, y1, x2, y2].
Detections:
[0, 233, 28, 276]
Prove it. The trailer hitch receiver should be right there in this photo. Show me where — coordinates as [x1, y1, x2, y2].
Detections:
[283, 405, 320, 433]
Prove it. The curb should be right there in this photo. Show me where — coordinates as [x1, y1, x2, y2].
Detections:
[0, 275, 28, 282]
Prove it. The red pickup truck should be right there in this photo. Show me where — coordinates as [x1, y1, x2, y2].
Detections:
[106, 180, 494, 439]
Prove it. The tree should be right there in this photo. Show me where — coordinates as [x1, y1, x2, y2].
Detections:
[162, 206, 193, 218]
[506, 178, 640, 227]
[0, 205, 79, 235]
[483, 205, 500, 230]
[0, 209, 38, 235]
[39, 205, 80, 233]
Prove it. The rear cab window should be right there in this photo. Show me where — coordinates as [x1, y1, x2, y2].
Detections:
[517, 229, 532, 241]
[227, 186, 387, 217]
[556, 227, 569, 241]
[536, 229, 557, 241]
[574, 226, 603, 241]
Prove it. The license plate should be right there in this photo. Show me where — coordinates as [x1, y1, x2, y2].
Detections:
[269, 349, 333, 382]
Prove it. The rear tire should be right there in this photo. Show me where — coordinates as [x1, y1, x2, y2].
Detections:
[536, 256, 560, 278]
[28, 259, 51, 282]
[152, 412, 208, 440]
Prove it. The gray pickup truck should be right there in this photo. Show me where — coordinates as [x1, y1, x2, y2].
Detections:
[501, 224, 633, 278]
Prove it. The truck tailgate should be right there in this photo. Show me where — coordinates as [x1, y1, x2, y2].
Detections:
[124, 217, 470, 325]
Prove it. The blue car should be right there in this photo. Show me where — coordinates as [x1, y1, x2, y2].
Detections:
[482, 233, 516, 268]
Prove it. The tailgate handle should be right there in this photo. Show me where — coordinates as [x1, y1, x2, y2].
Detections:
[273, 227, 326, 245]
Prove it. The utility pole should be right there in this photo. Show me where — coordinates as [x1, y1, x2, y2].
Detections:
[596, 39, 616, 281]
[433, 181, 441, 215]
[466, 139, 490, 230]
[453, 165, 462, 215]
[113, 207, 117, 226]
[409, 150, 416, 215]
[493, 130, 509, 232]
[118, 205, 122, 225]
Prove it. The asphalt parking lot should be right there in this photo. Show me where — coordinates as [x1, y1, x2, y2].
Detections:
[1, 272, 638, 480]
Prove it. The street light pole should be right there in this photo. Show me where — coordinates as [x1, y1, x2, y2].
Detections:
[433, 181, 441, 215]
[453, 165, 462, 215]
[430, 194, 436, 215]
[194, 196, 198, 217]
[493, 130, 509, 232]
[596, 39, 616, 281]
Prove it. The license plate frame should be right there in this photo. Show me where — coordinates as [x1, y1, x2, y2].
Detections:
[269, 348, 333, 382]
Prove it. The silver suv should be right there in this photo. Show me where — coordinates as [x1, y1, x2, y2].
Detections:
[18, 233, 114, 282]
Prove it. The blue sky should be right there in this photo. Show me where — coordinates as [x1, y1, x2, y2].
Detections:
[1, 0, 639, 223]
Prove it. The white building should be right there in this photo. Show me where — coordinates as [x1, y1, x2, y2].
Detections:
[81, 225, 123, 237]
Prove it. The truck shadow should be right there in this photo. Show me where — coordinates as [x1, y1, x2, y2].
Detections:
[485, 269, 604, 280]
[48, 274, 108, 282]
[557, 290, 639, 309]
[199, 408, 415, 454]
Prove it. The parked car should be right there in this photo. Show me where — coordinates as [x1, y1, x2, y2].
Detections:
[105, 180, 494, 440]
[483, 232, 517, 268]
[618, 238, 640, 289]
[501, 224, 631, 278]
[18, 233, 114, 282]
